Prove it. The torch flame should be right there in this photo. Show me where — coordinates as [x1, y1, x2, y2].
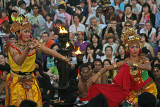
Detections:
[66, 42, 70, 48]
[75, 47, 82, 55]
[59, 26, 68, 33]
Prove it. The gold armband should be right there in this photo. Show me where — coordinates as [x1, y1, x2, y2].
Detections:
[62, 56, 67, 61]
[38, 39, 44, 48]
[132, 62, 138, 67]
[97, 72, 101, 77]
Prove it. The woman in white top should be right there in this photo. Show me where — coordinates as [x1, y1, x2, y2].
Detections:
[101, 46, 115, 64]
[83, 43, 98, 63]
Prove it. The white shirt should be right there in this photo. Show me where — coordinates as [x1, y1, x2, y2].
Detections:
[69, 23, 85, 33]
[47, 21, 53, 29]
[140, 28, 156, 43]
[102, 43, 117, 55]
[85, 14, 105, 25]
[91, 6, 99, 15]
[100, 55, 115, 64]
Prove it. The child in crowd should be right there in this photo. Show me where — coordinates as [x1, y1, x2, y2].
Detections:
[46, 13, 54, 31]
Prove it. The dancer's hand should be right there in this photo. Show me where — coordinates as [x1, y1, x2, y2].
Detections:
[28, 40, 39, 50]
[65, 57, 72, 65]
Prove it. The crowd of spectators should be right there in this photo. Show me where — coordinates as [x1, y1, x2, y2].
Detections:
[0, 0, 160, 106]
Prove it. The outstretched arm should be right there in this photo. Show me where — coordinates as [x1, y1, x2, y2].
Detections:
[87, 60, 125, 86]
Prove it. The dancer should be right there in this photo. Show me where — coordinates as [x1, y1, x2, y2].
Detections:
[5, 16, 70, 107]
[87, 28, 157, 107]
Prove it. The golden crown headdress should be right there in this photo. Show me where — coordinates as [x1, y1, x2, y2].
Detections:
[121, 28, 143, 50]
[9, 10, 31, 35]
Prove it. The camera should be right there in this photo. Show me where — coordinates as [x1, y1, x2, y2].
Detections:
[110, 24, 113, 27]
[90, 26, 93, 30]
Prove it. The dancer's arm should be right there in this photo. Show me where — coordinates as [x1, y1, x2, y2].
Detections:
[135, 57, 151, 71]
[87, 61, 125, 86]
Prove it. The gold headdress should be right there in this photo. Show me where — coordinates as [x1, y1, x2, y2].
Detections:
[9, 13, 31, 36]
[121, 28, 143, 51]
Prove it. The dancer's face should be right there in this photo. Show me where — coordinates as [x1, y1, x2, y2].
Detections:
[21, 29, 31, 42]
[80, 67, 91, 80]
[129, 44, 140, 57]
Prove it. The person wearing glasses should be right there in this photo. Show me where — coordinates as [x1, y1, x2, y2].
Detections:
[122, 20, 133, 33]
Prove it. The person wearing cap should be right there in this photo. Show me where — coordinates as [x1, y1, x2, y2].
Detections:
[102, 33, 117, 56]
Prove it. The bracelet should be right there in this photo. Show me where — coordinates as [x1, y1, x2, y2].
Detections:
[132, 62, 138, 67]
[38, 39, 44, 48]
[113, 63, 117, 69]
[97, 72, 101, 77]
[62, 56, 67, 61]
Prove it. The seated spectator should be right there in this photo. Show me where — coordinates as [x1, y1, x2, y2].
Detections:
[40, 0, 51, 16]
[0, 53, 10, 73]
[79, 0, 89, 17]
[92, 59, 106, 84]
[74, 6, 86, 24]
[122, 4, 137, 27]
[11, 6, 21, 22]
[105, 6, 121, 24]
[151, 57, 160, 67]
[110, 0, 125, 18]
[18, 0, 26, 15]
[101, 46, 115, 64]
[140, 33, 155, 57]
[83, 43, 97, 63]
[102, 17, 122, 44]
[46, 44, 59, 86]
[114, 44, 126, 62]
[131, 0, 142, 17]
[74, 32, 88, 54]
[155, 11, 160, 29]
[102, 33, 117, 55]
[138, 3, 155, 27]
[41, 32, 55, 48]
[153, 64, 160, 91]
[147, 0, 157, 14]
[9, 34, 16, 44]
[122, 20, 133, 33]
[25, 6, 32, 19]
[0, 64, 8, 100]
[88, 0, 101, 15]
[78, 63, 92, 99]
[28, 4, 43, 28]
[140, 20, 157, 48]
[19, 99, 37, 107]
[157, 50, 160, 61]
[54, 4, 71, 27]
[46, 13, 53, 31]
[33, 18, 50, 40]
[69, 14, 85, 43]
[6, 2, 13, 15]
[138, 92, 156, 107]
[0, 9, 8, 26]
[86, 17, 102, 40]
[90, 34, 103, 55]
[103, 59, 115, 84]
[1, 20, 10, 42]
[85, 7, 105, 25]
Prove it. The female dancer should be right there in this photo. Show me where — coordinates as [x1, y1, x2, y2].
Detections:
[5, 16, 70, 107]
[87, 28, 157, 107]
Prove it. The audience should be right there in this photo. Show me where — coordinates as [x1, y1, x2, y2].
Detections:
[0, 0, 160, 106]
